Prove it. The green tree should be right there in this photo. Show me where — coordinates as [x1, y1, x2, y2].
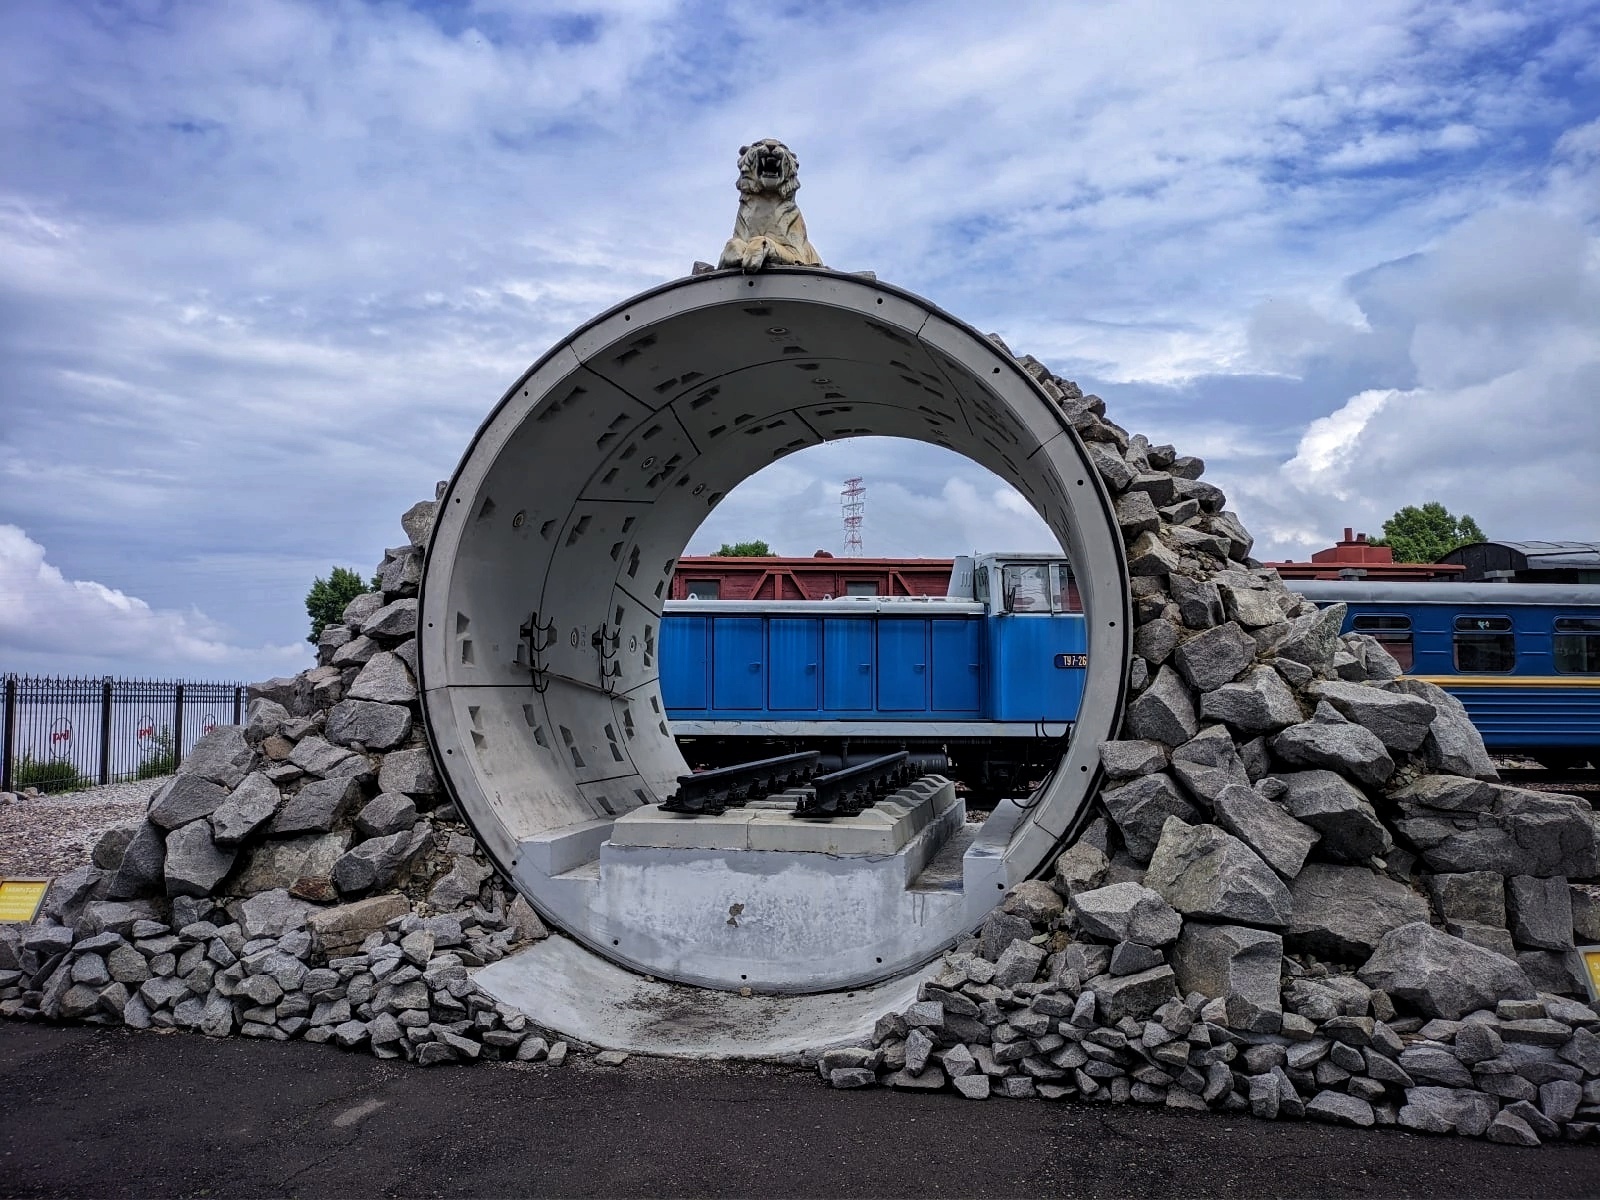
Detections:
[1368, 502, 1486, 563]
[712, 540, 774, 557]
[306, 566, 374, 644]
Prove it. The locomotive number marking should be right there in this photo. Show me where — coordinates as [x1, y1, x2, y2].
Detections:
[1054, 653, 1089, 669]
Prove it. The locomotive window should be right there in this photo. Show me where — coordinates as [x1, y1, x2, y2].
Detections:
[685, 579, 720, 600]
[974, 568, 990, 605]
[1002, 564, 1051, 612]
[1352, 614, 1413, 671]
[1554, 617, 1600, 673]
[1053, 563, 1083, 613]
[1453, 614, 1514, 673]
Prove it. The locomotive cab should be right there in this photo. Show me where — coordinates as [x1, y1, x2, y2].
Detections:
[957, 553, 1088, 728]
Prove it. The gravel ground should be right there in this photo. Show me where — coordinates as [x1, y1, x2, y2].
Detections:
[0, 777, 167, 878]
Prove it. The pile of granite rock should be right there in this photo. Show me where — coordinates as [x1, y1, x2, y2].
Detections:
[842, 872, 1600, 1146]
[825, 352, 1600, 1146]
[0, 886, 564, 1066]
[0, 495, 574, 1067]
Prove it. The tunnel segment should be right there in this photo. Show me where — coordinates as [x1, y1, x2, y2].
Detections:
[418, 268, 1131, 992]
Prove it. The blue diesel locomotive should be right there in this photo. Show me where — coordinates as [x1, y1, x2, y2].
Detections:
[661, 553, 1089, 794]
[1292, 580, 1600, 768]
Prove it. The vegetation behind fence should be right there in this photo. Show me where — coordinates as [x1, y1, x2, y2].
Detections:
[1, 674, 248, 794]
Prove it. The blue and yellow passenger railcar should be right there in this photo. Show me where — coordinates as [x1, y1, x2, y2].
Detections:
[1292, 581, 1600, 767]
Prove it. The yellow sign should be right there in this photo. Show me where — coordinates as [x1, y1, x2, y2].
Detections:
[1582, 946, 1600, 1005]
[0, 879, 50, 923]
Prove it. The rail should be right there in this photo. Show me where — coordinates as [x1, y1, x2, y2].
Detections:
[794, 751, 914, 819]
[662, 751, 822, 816]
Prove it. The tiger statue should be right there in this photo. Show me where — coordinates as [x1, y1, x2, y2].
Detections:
[718, 139, 824, 272]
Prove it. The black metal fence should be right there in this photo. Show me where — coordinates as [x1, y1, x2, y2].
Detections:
[1, 675, 247, 794]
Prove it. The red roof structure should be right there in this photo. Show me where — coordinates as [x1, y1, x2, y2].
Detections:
[671, 553, 953, 600]
[1264, 528, 1466, 581]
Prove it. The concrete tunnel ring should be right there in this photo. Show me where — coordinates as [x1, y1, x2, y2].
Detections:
[418, 268, 1131, 993]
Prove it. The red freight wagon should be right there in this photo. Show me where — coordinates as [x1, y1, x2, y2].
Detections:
[671, 553, 953, 601]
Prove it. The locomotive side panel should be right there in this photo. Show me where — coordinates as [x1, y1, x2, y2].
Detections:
[661, 615, 710, 711]
[768, 618, 822, 711]
[711, 618, 765, 711]
[822, 617, 875, 713]
[876, 619, 932, 713]
[930, 620, 985, 714]
[986, 612, 1088, 723]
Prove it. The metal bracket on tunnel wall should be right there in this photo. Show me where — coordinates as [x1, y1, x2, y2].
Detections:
[520, 611, 557, 693]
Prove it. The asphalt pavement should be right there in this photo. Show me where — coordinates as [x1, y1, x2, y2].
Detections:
[2, 1024, 1598, 1199]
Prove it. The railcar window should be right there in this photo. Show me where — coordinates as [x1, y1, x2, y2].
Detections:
[1453, 615, 1514, 673]
[845, 580, 880, 596]
[1352, 614, 1413, 671]
[685, 579, 720, 600]
[1554, 617, 1600, 674]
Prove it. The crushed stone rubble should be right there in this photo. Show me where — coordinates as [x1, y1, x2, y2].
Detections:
[830, 887, 1600, 1148]
[6, 352, 1600, 1148]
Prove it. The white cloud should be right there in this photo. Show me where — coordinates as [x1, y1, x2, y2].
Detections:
[1282, 389, 1393, 486]
[1322, 122, 1483, 170]
[1225, 204, 1600, 559]
[0, 525, 308, 679]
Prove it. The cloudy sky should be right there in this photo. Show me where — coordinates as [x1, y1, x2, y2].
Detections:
[2, 0, 1597, 681]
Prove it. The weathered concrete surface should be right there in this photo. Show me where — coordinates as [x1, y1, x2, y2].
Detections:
[472, 936, 940, 1058]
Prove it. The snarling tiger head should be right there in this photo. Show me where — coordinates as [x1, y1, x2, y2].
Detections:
[735, 138, 802, 199]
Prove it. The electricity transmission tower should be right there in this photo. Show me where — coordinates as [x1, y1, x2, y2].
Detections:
[841, 477, 865, 556]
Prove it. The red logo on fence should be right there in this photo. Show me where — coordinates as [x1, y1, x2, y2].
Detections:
[49, 718, 72, 751]
[136, 718, 157, 750]
[201, 714, 217, 736]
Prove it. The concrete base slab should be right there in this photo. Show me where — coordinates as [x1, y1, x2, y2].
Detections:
[472, 934, 940, 1059]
